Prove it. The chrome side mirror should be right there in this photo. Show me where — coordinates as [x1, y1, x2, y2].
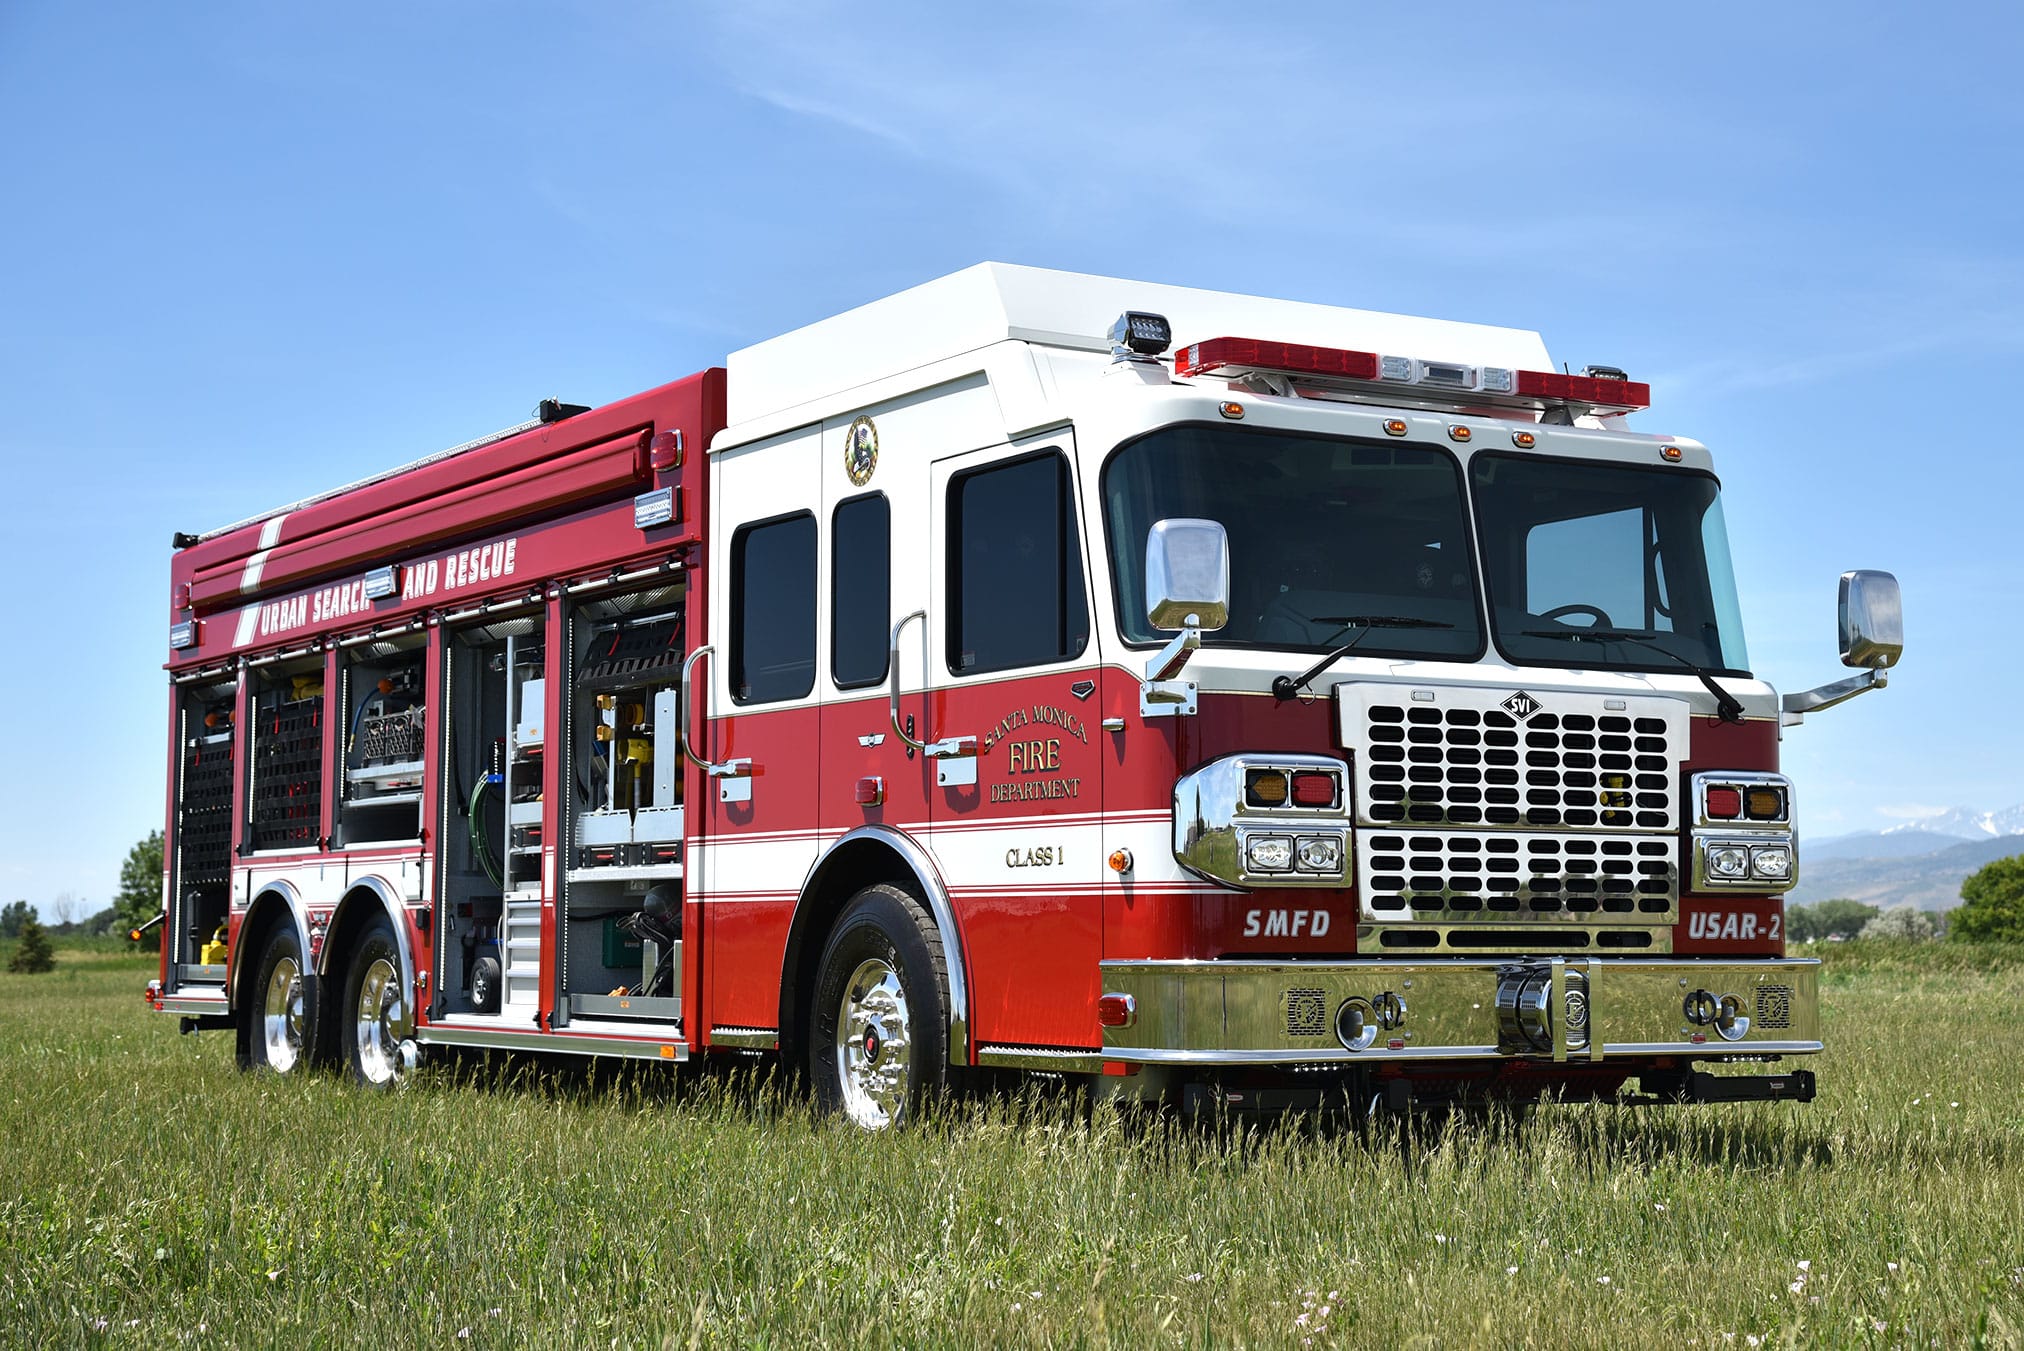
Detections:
[1839, 570, 1903, 670]
[1146, 518, 1229, 632]
[1784, 569, 1903, 719]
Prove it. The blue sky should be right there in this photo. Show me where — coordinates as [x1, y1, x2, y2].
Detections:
[2, 2, 2019, 915]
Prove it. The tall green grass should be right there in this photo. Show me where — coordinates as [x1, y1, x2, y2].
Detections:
[2, 944, 2020, 1347]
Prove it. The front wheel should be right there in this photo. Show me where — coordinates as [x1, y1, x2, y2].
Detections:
[246, 925, 313, 1074]
[809, 884, 950, 1129]
[342, 916, 413, 1087]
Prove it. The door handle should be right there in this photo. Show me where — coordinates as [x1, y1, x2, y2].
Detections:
[889, 611, 929, 752]
[890, 611, 977, 785]
[681, 644, 754, 802]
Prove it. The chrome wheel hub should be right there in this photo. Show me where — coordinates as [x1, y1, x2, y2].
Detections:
[834, 957, 911, 1129]
[353, 956, 410, 1085]
[262, 955, 305, 1072]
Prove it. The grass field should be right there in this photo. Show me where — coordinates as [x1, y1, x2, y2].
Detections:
[3, 944, 2021, 1348]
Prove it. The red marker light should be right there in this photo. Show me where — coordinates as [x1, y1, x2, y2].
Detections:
[1706, 787, 1743, 819]
[650, 429, 684, 471]
[854, 776, 884, 807]
[1097, 993, 1137, 1028]
[1291, 772, 1339, 808]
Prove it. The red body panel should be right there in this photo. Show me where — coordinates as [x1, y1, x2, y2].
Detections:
[179, 372, 724, 617]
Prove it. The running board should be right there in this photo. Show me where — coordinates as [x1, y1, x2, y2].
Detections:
[420, 1021, 687, 1062]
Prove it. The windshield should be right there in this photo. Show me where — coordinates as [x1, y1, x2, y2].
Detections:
[1102, 426, 1483, 659]
[1471, 453, 1750, 676]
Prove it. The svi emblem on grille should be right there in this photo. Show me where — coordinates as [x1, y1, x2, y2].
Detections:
[1501, 690, 1541, 720]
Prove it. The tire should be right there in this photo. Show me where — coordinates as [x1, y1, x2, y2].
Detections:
[341, 916, 413, 1087]
[809, 884, 950, 1129]
[470, 955, 502, 1014]
[245, 925, 313, 1075]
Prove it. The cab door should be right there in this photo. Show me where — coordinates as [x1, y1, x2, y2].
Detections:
[697, 425, 825, 1037]
[927, 434, 1105, 1049]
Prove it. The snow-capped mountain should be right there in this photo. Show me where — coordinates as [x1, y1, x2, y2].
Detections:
[1879, 805, 2024, 840]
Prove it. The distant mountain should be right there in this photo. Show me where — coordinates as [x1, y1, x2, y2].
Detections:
[1804, 829, 1969, 863]
[1789, 833, 2024, 911]
[1879, 805, 2024, 840]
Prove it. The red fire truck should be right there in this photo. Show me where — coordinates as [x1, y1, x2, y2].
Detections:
[145, 264, 1903, 1126]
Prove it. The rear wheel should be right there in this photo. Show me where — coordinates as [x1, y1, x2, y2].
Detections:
[809, 884, 949, 1129]
[246, 926, 312, 1074]
[342, 917, 413, 1087]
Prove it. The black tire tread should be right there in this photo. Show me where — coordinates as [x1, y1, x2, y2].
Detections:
[809, 882, 953, 1123]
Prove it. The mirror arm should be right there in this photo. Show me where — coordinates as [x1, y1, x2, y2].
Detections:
[1781, 667, 1888, 718]
[1146, 625, 1200, 683]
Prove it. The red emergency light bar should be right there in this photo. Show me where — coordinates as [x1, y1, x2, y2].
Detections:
[1515, 369, 1653, 409]
[1176, 337, 1380, 383]
[1175, 336, 1650, 415]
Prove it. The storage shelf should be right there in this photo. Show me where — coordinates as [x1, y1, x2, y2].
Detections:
[565, 865, 684, 884]
[348, 791, 422, 808]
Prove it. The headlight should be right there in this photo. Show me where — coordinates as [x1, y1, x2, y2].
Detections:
[1244, 834, 1294, 873]
[1295, 834, 1344, 874]
[1750, 846, 1792, 881]
[1707, 844, 1750, 879]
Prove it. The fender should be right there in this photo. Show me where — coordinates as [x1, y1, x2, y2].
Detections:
[322, 874, 420, 1009]
[792, 825, 970, 1066]
[228, 879, 312, 1014]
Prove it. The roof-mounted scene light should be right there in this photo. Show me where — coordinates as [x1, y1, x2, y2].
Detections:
[536, 398, 592, 424]
[168, 620, 198, 651]
[1108, 311, 1172, 361]
[634, 486, 677, 530]
[362, 565, 401, 600]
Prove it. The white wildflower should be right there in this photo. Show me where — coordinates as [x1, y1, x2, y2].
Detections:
[1011, 1304, 1021, 1313]
[1887, 1261, 1900, 1274]
[1506, 1266, 1519, 1276]
[154, 1247, 167, 1260]
[457, 1329, 471, 1340]
[1435, 1234, 1449, 1244]
[1185, 1273, 1204, 1283]
[1598, 1276, 1611, 1286]
[266, 1269, 282, 1282]
[1796, 1260, 1810, 1272]
[1872, 1320, 1887, 1334]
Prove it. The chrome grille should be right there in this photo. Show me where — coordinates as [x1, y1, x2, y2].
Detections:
[1360, 830, 1677, 924]
[1285, 988, 1327, 1038]
[1756, 985, 1793, 1030]
[1342, 685, 1688, 832]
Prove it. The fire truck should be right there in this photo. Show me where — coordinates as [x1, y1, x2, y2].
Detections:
[145, 264, 1903, 1126]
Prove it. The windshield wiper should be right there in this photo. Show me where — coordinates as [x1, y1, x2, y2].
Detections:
[1272, 616, 1455, 702]
[1520, 627, 1744, 723]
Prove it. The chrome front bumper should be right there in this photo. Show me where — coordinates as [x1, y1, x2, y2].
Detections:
[1098, 957, 1820, 1065]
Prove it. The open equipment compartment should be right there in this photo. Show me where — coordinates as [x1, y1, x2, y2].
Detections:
[170, 672, 237, 984]
[334, 634, 426, 846]
[559, 582, 686, 1026]
[432, 607, 544, 1019]
[245, 654, 325, 854]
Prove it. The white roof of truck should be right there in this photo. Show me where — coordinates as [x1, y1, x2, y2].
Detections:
[725, 262, 1555, 426]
